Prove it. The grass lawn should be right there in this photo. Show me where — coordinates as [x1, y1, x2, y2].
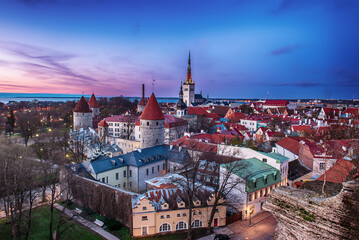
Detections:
[0, 206, 104, 240]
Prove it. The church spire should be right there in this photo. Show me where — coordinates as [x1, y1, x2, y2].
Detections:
[179, 81, 183, 99]
[185, 50, 193, 85]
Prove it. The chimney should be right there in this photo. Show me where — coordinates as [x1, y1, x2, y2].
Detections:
[142, 84, 145, 99]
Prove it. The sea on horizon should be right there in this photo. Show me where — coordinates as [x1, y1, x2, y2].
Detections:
[0, 93, 178, 104]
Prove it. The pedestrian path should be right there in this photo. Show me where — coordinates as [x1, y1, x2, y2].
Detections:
[54, 203, 120, 240]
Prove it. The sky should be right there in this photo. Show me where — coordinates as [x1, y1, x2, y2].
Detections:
[0, 0, 358, 99]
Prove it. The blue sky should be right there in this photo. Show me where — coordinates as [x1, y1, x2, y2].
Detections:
[0, 0, 358, 99]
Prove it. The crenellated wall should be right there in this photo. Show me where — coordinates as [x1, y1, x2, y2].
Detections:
[264, 179, 359, 240]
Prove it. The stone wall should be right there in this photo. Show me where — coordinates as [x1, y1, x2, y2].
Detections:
[140, 119, 164, 149]
[61, 168, 137, 231]
[264, 179, 359, 240]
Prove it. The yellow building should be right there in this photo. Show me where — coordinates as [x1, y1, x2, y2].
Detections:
[132, 188, 226, 237]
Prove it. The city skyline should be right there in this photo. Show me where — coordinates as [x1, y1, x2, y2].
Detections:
[0, 0, 358, 99]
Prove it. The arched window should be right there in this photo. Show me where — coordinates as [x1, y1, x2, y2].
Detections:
[159, 223, 171, 232]
[191, 219, 203, 228]
[176, 221, 187, 230]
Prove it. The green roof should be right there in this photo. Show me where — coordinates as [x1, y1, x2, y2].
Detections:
[260, 152, 289, 163]
[222, 157, 281, 193]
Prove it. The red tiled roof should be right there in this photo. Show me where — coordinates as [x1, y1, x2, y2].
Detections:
[88, 93, 100, 108]
[164, 115, 188, 128]
[73, 96, 92, 113]
[140, 93, 164, 120]
[138, 96, 146, 106]
[98, 119, 109, 127]
[172, 137, 218, 153]
[317, 159, 354, 183]
[276, 137, 301, 155]
[292, 125, 313, 133]
[227, 112, 247, 122]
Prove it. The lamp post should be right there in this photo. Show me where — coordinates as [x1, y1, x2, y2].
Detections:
[249, 208, 254, 226]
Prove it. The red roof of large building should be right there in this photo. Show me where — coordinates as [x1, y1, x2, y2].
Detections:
[276, 137, 301, 155]
[88, 93, 100, 108]
[98, 119, 109, 127]
[73, 96, 92, 113]
[140, 93, 164, 120]
[164, 115, 188, 128]
[317, 159, 354, 183]
[172, 137, 218, 153]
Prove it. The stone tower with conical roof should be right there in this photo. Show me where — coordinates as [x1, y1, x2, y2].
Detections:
[176, 81, 187, 117]
[88, 93, 100, 117]
[183, 50, 195, 106]
[73, 96, 93, 130]
[139, 93, 164, 149]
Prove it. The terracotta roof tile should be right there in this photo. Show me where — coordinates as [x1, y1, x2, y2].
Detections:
[140, 93, 164, 120]
[73, 96, 92, 113]
[88, 93, 100, 108]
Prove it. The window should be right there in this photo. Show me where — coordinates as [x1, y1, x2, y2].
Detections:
[156, 122, 159, 125]
[115, 173, 119, 180]
[166, 215, 170, 218]
[319, 163, 325, 170]
[176, 221, 187, 230]
[193, 210, 197, 215]
[163, 163, 165, 170]
[254, 181, 257, 188]
[142, 207, 147, 210]
[123, 170, 126, 178]
[142, 216, 148, 221]
[264, 177, 268, 184]
[147, 122, 149, 126]
[159, 223, 171, 232]
[129, 170, 132, 177]
[152, 167, 154, 174]
[123, 182, 126, 188]
[191, 220, 203, 228]
[106, 177, 108, 183]
[157, 165, 160, 172]
[262, 158, 267, 162]
[146, 169, 149, 175]
[198, 211, 202, 215]
[160, 215, 164, 219]
[142, 226, 148, 236]
[129, 182, 132, 188]
[177, 214, 181, 217]
[102, 178, 105, 183]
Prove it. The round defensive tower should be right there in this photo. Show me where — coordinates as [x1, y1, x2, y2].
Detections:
[140, 93, 164, 149]
[73, 96, 93, 130]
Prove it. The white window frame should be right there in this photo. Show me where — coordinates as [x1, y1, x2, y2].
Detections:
[141, 225, 148, 235]
[176, 221, 187, 230]
[159, 223, 171, 232]
[191, 219, 203, 228]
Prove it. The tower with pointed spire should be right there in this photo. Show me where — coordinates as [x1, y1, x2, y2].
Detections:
[73, 96, 93, 130]
[183, 50, 195, 106]
[88, 93, 100, 117]
[176, 81, 187, 117]
[139, 93, 165, 149]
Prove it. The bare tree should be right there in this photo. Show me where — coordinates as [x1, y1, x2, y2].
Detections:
[16, 110, 41, 146]
[0, 137, 37, 239]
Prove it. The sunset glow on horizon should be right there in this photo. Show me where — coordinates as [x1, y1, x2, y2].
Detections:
[0, 0, 358, 99]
